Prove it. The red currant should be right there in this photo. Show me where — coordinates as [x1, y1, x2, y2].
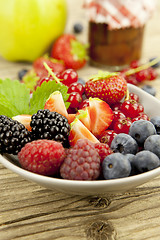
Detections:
[68, 82, 84, 95]
[60, 69, 78, 87]
[35, 76, 53, 89]
[132, 113, 150, 122]
[120, 99, 144, 119]
[147, 67, 158, 81]
[114, 118, 132, 134]
[99, 130, 117, 147]
[109, 110, 126, 129]
[68, 92, 82, 108]
[135, 69, 148, 82]
[125, 75, 138, 86]
[130, 60, 139, 68]
[79, 99, 89, 109]
[111, 102, 122, 111]
[129, 92, 139, 102]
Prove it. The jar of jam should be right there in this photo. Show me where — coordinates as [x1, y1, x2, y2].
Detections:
[84, 0, 156, 68]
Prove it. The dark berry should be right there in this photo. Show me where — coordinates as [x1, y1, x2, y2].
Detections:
[149, 57, 160, 68]
[111, 133, 138, 155]
[73, 23, 83, 34]
[102, 153, 131, 179]
[150, 116, 160, 134]
[0, 115, 32, 155]
[141, 85, 156, 96]
[30, 109, 70, 147]
[129, 120, 156, 146]
[18, 69, 28, 80]
[144, 135, 160, 158]
[132, 150, 160, 173]
[78, 77, 86, 85]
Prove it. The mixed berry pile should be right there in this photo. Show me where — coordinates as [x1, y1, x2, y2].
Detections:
[0, 33, 160, 182]
[1, 58, 160, 181]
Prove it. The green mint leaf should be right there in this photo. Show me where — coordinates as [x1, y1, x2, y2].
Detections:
[0, 78, 30, 116]
[29, 80, 69, 115]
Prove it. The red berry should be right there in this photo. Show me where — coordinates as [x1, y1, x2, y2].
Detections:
[79, 98, 89, 109]
[94, 142, 113, 164]
[113, 118, 132, 134]
[111, 102, 122, 111]
[129, 92, 139, 102]
[60, 139, 100, 180]
[109, 110, 126, 129]
[135, 69, 148, 82]
[120, 99, 144, 118]
[99, 130, 117, 147]
[35, 76, 53, 89]
[68, 92, 82, 108]
[147, 67, 158, 81]
[68, 82, 84, 95]
[132, 113, 150, 122]
[130, 60, 139, 69]
[60, 69, 78, 86]
[18, 140, 66, 176]
[125, 74, 138, 85]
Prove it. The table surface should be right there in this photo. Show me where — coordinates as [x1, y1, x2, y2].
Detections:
[0, 1, 160, 239]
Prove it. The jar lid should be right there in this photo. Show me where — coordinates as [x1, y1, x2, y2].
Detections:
[84, 0, 156, 29]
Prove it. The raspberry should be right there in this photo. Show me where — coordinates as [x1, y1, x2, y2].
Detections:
[94, 143, 113, 164]
[60, 139, 100, 180]
[18, 140, 66, 176]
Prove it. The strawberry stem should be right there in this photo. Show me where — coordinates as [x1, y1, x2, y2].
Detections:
[125, 57, 160, 76]
[43, 62, 62, 84]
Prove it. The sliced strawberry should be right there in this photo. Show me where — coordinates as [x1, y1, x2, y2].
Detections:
[89, 97, 113, 137]
[68, 113, 76, 124]
[76, 108, 91, 131]
[12, 115, 32, 131]
[51, 34, 88, 70]
[69, 118, 99, 146]
[44, 91, 68, 119]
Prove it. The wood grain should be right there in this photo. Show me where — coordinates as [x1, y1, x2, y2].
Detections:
[0, 0, 160, 239]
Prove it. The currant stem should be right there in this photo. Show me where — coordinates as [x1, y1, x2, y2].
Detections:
[125, 57, 160, 76]
[43, 62, 62, 84]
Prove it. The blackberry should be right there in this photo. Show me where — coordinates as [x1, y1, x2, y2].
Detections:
[0, 115, 32, 155]
[30, 109, 70, 146]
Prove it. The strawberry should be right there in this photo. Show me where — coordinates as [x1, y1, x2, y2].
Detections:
[51, 34, 88, 70]
[76, 108, 91, 131]
[12, 114, 32, 131]
[85, 71, 127, 105]
[33, 55, 65, 78]
[69, 118, 99, 146]
[89, 97, 113, 137]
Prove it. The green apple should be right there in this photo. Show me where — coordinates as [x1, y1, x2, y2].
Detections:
[0, 0, 67, 62]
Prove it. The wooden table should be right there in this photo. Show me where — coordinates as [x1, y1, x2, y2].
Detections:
[0, 1, 160, 239]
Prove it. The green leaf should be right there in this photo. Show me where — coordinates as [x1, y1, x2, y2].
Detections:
[0, 79, 30, 116]
[29, 80, 69, 115]
[90, 71, 118, 81]
[22, 70, 40, 91]
[0, 94, 20, 117]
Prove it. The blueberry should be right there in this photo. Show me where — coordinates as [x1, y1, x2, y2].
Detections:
[78, 77, 86, 85]
[132, 150, 160, 173]
[141, 85, 156, 96]
[73, 23, 83, 34]
[125, 154, 139, 176]
[129, 120, 156, 146]
[144, 134, 160, 158]
[150, 116, 160, 134]
[102, 153, 131, 179]
[18, 69, 28, 80]
[111, 133, 138, 154]
[149, 57, 160, 68]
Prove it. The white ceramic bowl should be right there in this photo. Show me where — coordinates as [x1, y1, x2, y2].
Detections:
[1, 83, 160, 196]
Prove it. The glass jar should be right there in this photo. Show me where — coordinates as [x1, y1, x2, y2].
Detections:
[84, 0, 156, 68]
